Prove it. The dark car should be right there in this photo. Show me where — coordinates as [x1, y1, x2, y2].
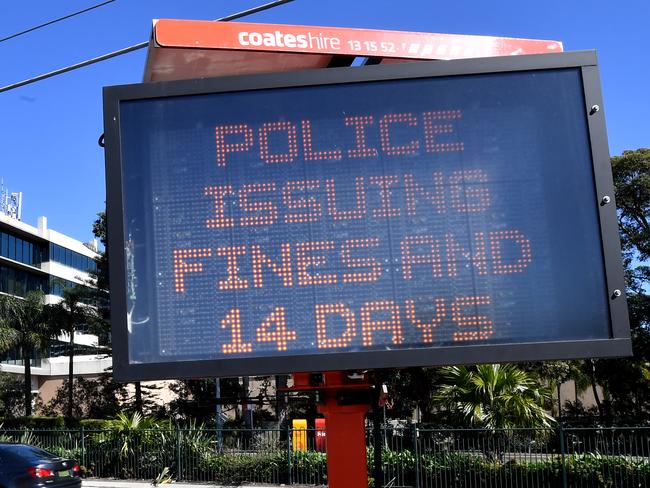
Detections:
[0, 444, 81, 488]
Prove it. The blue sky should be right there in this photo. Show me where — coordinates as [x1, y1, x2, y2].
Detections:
[0, 0, 648, 243]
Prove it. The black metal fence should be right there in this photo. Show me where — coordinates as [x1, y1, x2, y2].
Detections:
[1, 425, 649, 487]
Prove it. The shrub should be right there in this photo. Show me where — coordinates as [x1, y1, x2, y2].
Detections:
[196, 449, 326, 485]
[200, 451, 287, 484]
[0, 416, 67, 429]
[79, 419, 112, 430]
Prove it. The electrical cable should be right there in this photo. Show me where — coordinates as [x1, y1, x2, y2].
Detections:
[0, 0, 295, 94]
[0, 0, 116, 45]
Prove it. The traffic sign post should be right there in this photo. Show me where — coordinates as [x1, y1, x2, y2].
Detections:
[104, 20, 630, 488]
[104, 50, 629, 381]
[284, 372, 371, 488]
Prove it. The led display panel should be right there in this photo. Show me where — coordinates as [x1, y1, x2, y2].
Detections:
[104, 51, 631, 381]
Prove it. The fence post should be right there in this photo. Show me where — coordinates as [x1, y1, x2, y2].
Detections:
[80, 425, 86, 469]
[559, 424, 568, 488]
[413, 423, 420, 488]
[286, 423, 292, 485]
[176, 427, 182, 481]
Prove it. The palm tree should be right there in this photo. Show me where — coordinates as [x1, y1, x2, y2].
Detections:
[108, 411, 162, 460]
[0, 290, 52, 416]
[0, 317, 16, 353]
[50, 285, 96, 418]
[433, 364, 555, 430]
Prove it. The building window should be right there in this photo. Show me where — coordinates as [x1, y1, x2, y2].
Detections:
[0, 264, 47, 297]
[0, 346, 42, 367]
[48, 277, 94, 304]
[48, 340, 99, 358]
[0, 229, 48, 266]
[49, 243, 96, 273]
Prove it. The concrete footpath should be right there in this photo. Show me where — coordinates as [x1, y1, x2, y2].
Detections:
[82, 481, 289, 487]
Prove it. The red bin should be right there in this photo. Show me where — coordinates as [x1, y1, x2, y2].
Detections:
[315, 418, 327, 452]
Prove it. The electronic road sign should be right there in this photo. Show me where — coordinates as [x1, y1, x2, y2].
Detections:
[104, 50, 631, 381]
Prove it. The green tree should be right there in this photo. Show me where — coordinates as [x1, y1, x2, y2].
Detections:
[0, 372, 25, 417]
[41, 372, 128, 418]
[433, 364, 555, 429]
[612, 148, 650, 269]
[0, 320, 15, 353]
[167, 377, 245, 423]
[0, 290, 52, 416]
[92, 211, 109, 294]
[383, 368, 443, 421]
[524, 360, 599, 421]
[50, 285, 97, 418]
[588, 149, 650, 422]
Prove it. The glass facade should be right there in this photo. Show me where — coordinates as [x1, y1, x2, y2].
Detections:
[0, 229, 47, 267]
[0, 225, 102, 370]
[0, 341, 102, 367]
[0, 263, 48, 297]
[50, 276, 78, 297]
[0, 227, 97, 273]
[49, 340, 101, 358]
[0, 347, 42, 367]
[49, 277, 95, 305]
[0, 266, 96, 299]
[49, 243, 97, 273]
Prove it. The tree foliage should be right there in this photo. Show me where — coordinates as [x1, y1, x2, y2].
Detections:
[123, 382, 165, 417]
[0, 290, 53, 416]
[612, 148, 650, 271]
[382, 368, 443, 421]
[167, 378, 245, 423]
[433, 364, 555, 429]
[585, 148, 650, 422]
[0, 372, 25, 417]
[50, 285, 101, 418]
[92, 211, 109, 293]
[41, 373, 128, 418]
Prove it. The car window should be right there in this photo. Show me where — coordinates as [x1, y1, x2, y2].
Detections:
[0, 444, 56, 461]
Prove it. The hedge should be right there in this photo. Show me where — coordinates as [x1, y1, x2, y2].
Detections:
[1, 422, 648, 487]
[193, 449, 650, 487]
[0, 417, 113, 430]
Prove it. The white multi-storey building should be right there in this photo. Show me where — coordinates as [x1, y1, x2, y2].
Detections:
[0, 212, 111, 403]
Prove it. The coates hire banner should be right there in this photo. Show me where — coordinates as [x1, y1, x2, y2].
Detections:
[154, 20, 563, 60]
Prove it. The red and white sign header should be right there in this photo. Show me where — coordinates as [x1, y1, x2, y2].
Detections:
[154, 20, 563, 60]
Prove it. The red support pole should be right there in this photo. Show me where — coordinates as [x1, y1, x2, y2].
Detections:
[283, 371, 371, 488]
[318, 371, 370, 488]
[318, 398, 369, 488]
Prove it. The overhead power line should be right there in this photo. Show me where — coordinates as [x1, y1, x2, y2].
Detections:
[0, 0, 116, 45]
[0, 0, 295, 94]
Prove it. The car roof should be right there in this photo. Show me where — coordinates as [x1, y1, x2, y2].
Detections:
[0, 443, 58, 460]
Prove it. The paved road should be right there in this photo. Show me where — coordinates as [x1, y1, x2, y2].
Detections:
[82, 481, 288, 487]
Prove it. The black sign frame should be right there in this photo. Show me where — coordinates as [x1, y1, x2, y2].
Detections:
[104, 50, 631, 381]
